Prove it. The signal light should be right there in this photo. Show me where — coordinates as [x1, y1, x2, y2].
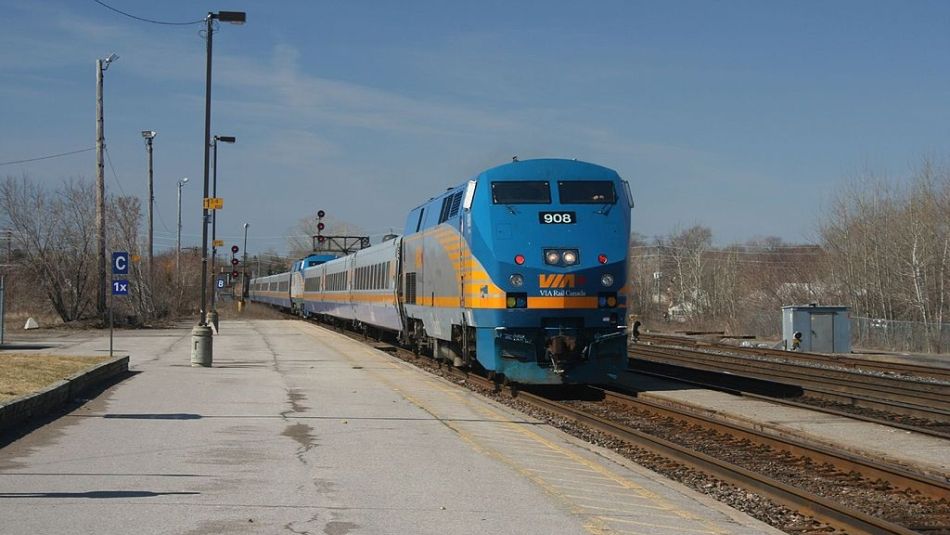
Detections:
[598, 254, 608, 264]
[514, 254, 525, 265]
[231, 258, 240, 266]
[231, 245, 239, 254]
[232, 270, 240, 278]
[318, 236, 326, 243]
[317, 210, 325, 218]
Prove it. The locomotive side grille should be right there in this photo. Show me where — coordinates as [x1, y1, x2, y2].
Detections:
[405, 272, 417, 304]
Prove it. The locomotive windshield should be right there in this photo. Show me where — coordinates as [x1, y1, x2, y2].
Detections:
[491, 181, 551, 204]
[557, 180, 617, 204]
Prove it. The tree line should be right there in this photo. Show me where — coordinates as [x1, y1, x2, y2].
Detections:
[629, 160, 949, 352]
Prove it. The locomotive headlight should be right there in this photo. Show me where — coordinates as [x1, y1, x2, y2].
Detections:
[509, 273, 524, 287]
[601, 273, 614, 287]
[561, 250, 578, 265]
[544, 250, 561, 265]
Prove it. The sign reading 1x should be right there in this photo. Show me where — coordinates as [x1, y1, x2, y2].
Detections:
[203, 197, 224, 210]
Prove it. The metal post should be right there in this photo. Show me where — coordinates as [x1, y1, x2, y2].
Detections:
[0, 274, 5, 346]
[191, 12, 217, 368]
[145, 135, 154, 275]
[210, 138, 218, 312]
[242, 223, 249, 300]
[177, 179, 185, 273]
[198, 12, 214, 327]
[109, 293, 114, 357]
[95, 59, 106, 322]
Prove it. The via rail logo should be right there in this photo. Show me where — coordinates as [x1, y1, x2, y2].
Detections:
[538, 274, 587, 296]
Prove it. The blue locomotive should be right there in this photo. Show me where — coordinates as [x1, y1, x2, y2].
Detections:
[249, 158, 633, 384]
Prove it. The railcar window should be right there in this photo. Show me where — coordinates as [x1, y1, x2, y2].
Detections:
[415, 209, 425, 232]
[557, 181, 617, 204]
[491, 181, 551, 204]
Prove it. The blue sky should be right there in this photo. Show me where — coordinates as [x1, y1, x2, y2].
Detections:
[1, 1, 948, 255]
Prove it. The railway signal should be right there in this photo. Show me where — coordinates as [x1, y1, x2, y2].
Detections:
[231, 245, 240, 280]
[316, 210, 325, 246]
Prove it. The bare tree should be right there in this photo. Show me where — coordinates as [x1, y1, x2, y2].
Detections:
[0, 176, 97, 322]
[819, 159, 950, 351]
[108, 195, 153, 323]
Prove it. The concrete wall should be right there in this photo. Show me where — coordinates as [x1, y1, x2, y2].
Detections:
[0, 356, 129, 432]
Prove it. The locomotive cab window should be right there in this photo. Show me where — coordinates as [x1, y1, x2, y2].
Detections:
[491, 181, 551, 204]
[558, 181, 617, 204]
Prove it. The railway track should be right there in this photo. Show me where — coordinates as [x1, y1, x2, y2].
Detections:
[624, 363, 950, 440]
[630, 342, 950, 429]
[463, 371, 949, 534]
[307, 318, 950, 535]
[642, 333, 950, 382]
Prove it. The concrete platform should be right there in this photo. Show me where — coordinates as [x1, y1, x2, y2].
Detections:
[0, 320, 781, 534]
[618, 374, 950, 481]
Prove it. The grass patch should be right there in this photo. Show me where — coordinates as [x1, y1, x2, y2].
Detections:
[0, 354, 112, 403]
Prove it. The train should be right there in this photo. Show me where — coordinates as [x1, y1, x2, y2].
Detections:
[248, 158, 633, 384]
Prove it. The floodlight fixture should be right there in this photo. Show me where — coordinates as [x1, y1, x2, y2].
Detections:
[211, 11, 246, 24]
[101, 53, 119, 70]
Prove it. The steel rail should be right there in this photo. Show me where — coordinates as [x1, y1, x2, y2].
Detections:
[638, 345, 948, 403]
[631, 347, 950, 422]
[503, 384, 920, 535]
[625, 366, 950, 441]
[597, 387, 950, 500]
[641, 333, 950, 382]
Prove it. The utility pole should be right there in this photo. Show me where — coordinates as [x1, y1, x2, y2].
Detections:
[177, 178, 189, 274]
[95, 59, 106, 320]
[96, 54, 119, 321]
[142, 131, 156, 276]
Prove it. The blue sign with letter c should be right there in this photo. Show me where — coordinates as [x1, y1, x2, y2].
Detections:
[112, 252, 129, 275]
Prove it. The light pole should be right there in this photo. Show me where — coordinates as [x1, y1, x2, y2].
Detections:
[210, 134, 235, 314]
[96, 52, 118, 322]
[177, 177, 189, 274]
[141, 130, 156, 275]
[194, 9, 246, 368]
[241, 222, 249, 301]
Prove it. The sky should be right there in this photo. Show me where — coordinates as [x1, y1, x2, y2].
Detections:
[1, 1, 948, 257]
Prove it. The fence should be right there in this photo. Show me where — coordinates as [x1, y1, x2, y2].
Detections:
[851, 316, 949, 354]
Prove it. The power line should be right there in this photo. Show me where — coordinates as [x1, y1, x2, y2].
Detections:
[91, 0, 205, 26]
[0, 147, 94, 167]
[103, 147, 127, 197]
